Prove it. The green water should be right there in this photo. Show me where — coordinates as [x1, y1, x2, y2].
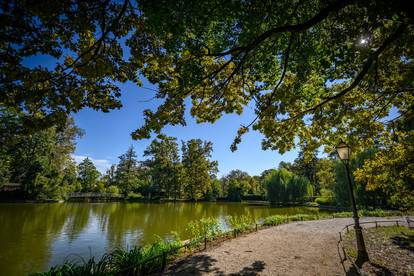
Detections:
[0, 202, 330, 275]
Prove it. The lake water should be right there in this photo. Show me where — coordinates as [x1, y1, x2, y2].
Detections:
[0, 202, 330, 275]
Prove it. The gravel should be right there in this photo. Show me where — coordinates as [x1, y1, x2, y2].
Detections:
[165, 217, 407, 276]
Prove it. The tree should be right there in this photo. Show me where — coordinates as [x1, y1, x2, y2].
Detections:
[115, 146, 143, 194]
[4, 1, 412, 154]
[143, 136, 181, 199]
[315, 158, 336, 191]
[0, 0, 139, 131]
[181, 139, 218, 200]
[130, 0, 413, 159]
[264, 169, 291, 205]
[103, 164, 117, 187]
[355, 129, 414, 209]
[278, 162, 293, 171]
[289, 150, 319, 194]
[77, 158, 100, 192]
[264, 169, 313, 204]
[221, 170, 252, 201]
[0, 150, 11, 188]
[0, 108, 82, 199]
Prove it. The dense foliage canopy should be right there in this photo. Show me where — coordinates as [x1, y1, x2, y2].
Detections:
[0, 1, 412, 208]
[1, 0, 412, 153]
[0, 108, 82, 199]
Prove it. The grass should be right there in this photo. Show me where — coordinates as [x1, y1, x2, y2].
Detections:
[33, 236, 183, 276]
[262, 213, 324, 226]
[332, 209, 413, 218]
[343, 226, 414, 275]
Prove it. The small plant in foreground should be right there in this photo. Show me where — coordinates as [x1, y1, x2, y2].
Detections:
[263, 215, 287, 226]
[226, 214, 255, 232]
[186, 217, 221, 242]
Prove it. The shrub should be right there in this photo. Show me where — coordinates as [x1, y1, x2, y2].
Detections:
[331, 209, 410, 218]
[262, 214, 321, 226]
[186, 217, 221, 241]
[127, 192, 143, 200]
[287, 214, 318, 221]
[332, 211, 353, 218]
[315, 197, 333, 206]
[106, 185, 120, 194]
[93, 181, 106, 193]
[263, 215, 287, 226]
[111, 235, 182, 274]
[226, 214, 255, 232]
[315, 188, 335, 206]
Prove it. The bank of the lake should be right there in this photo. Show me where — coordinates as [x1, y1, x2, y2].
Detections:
[0, 202, 330, 276]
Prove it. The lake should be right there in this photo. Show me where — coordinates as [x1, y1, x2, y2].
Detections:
[0, 202, 330, 275]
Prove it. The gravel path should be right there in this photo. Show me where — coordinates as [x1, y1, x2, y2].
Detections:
[166, 217, 406, 276]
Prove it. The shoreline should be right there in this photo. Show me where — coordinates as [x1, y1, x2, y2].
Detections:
[165, 216, 411, 275]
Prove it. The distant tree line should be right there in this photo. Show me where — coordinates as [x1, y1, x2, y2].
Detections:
[1, 107, 412, 209]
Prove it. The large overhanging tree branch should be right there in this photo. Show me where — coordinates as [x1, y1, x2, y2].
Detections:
[206, 0, 355, 57]
[287, 23, 408, 119]
[1, 0, 414, 154]
[133, 0, 414, 154]
[0, 0, 137, 131]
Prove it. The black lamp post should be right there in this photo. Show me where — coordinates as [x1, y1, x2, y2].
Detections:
[336, 142, 369, 267]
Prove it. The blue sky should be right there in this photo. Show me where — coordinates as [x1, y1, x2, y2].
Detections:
[21, 51, 299, 177]
[72, 79, 299, 176]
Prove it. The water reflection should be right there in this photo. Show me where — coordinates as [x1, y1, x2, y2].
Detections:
[0, 202, 328, 275]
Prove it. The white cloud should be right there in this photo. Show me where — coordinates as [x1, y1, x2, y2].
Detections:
[71, 154, 112, 174]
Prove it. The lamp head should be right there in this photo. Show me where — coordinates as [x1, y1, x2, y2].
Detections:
[336, 141, 351, 161]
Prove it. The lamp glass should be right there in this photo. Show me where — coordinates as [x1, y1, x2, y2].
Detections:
[336, 142, 350, 161]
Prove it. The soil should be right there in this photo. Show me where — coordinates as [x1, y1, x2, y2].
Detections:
[343, 225, 414, 275]
[165, 217, 409, 276]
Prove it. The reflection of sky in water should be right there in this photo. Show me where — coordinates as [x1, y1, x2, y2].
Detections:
[50, 216, 108, 267]
[49, 214, 144, 268]
[0, 202, 329, 275]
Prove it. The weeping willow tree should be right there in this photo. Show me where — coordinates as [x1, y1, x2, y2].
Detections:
[264, 169, 313, 204]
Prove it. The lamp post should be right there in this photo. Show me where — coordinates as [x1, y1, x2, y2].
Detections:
[336, 142, 369, 267]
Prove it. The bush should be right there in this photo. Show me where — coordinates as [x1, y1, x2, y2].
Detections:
[315, 188, 335, 206]
[112, 235, 182, 274]
[332, 209, 413, 218]
[263, 215, 287, 226]
[226, 214, 255, 232]
[186, 217, 221, 241]
[315, 197, 333, 206]
[106, 185, 120, 194]
[287, 214, 318, 221]
[127, 192, 143, 200]
[93, 181, 106, 193]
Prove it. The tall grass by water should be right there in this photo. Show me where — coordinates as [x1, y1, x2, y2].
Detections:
[33, 237, 182, 276]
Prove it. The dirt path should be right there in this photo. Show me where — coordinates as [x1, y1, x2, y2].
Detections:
[166, 217, 405, 276]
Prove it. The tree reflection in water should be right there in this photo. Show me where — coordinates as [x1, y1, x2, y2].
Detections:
[0, 202, 326, 275]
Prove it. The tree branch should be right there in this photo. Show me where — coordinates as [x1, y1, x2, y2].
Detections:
[207, 0, 355, 57]
[288, 23, 407, 120]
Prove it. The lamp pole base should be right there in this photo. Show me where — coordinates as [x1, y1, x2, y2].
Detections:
[354, 225, 369, 267]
